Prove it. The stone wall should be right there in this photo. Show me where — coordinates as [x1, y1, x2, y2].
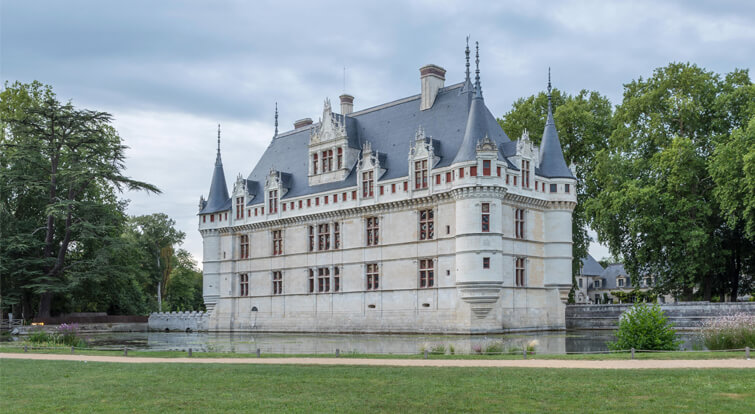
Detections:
[566, 302, 755, 330]
[148, 311, 209, 332]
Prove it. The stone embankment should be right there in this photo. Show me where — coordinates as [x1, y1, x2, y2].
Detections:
[566, 301, 755, 330]
[148, 311, 208, 332]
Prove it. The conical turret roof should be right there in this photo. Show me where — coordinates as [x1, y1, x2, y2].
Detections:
[200, 125, 231, 214]
[538, 72, 574, 179]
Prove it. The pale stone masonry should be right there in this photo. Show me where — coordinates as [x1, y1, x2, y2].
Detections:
[197, 43, 577, 333]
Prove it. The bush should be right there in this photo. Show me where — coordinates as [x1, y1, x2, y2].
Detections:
[27, 330, 53, 344]
[430, 344, 446, 355]
[484, 342, 504, 354]
[25, 324, 88, 348]
[700, 313, 755, 350]
[607, 303, 679, 351]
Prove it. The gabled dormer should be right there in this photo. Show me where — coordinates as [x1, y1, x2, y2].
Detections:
[514, 130, 537, 189]
[475, 135, 499, 177]
[357, 141, 385, 200]
[265, 169, 290, 216]
[308, 98, 359, 186]
[232, 174, 249, 221]
[408, 126, 440, 191]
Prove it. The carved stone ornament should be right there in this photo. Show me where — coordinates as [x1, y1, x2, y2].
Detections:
[310, 98, 347, 145]
[198, 195, 206, 212]
[516, 129, 536, 159]
[476, 134, 498, 153]
[265, 168, 280, 189]
[358, 141, 380, 171]
[232, 173, 246, 195]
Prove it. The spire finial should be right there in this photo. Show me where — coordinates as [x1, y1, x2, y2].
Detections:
[465, 35, 471, 82]
[274, 102, 279, 137]
[474, 41, 482, 97]
[217, 123, 221, 154]
[547, 67, 553, 114]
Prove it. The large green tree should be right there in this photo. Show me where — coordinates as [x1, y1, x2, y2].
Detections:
[499, 88, 613, 301]
[1, 81, 160, 317]
[585, 63, 755, 300]
[165, 249, 205, 312]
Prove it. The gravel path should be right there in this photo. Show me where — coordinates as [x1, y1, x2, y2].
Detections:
[2, 353, 753, 369]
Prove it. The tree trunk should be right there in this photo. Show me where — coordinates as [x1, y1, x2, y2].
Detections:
[702, 274, 712, 302]
[38, 291, 53, 318]
[730, 241, 741, 302]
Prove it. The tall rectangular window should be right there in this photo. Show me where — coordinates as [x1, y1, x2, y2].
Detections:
[308, 225, 315, 252]
[366, 263, 379, 290]
[446, 171, 452, 182]
[269, 190, 278, 213]
[497, 166, 501, 176]
[522, 160, 530, 188]
[362, 170, 374, 198]
[322, 149, 333, 172]
[483, 257, 490, 269]
[414, 160, 428, 189]
[272, 230, 283, 256]
[565, 183, 570, 193]
[334, 266, 340, 292]
[515, 209, 525, 239]
[419, 259, 434, 288]
[334, 222, 341, 249]
[459, 168, 465, 178]
[550, 183, 557, 193]
[313, 153, 318, 174]
[308, 269, 315, 293]
[515, 258, 526, 287]
[317, 267, 330, 293]
[483, 160, 491, 176]
[236, 197, 244, 219]
[318, 223, 330, 250]
[481, 203, 490, 232]
[239, 234, 249, 259]
[435, 174, 441, 185]
[366, 217, 379, 246]
[337, 147, 343, 169]
[239, 273, 249, 296]
[272, 271, 283, 295]
[419, 209, 434, 240]
[470, 166, 477, 176]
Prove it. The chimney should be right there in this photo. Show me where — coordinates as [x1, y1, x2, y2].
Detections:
[294, 118, 313, 129]
[339, 94, 354, 115]
[419, 64, 446, 111]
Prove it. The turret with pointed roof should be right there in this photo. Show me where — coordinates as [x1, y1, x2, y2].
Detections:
[200, 124, 231, 214]
[538, 69, 574, 179]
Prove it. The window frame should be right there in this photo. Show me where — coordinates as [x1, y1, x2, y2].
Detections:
[366, 263, 380, 291]
[362, 170, 374, 198]
[419, 258, 435, 288]
[414, 159, 428, 189]
[272, 230, 283, 256]
[515, 208, 526, 239]
[272, 271, 283, 295]
[515, 257, 526, 287]
[366, 216, 379, 246]
[481, 203, 490, 232]
[239, 234, 250, 259]
[239, 273, 249, 296]
[419, 209, 434, 240]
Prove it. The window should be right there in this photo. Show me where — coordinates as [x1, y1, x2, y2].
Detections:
[618, 278, 624, 287]
[211, 214, 215, 223]
[419, 209, 434, 240]
[595, 280, 601, 288]
[391, 183, 396, 193]
[337, 147, 343, 169]
[317, 267, 330, 292]
[565, 183, 570, 193]
[513, 176, 517, 186]
[419, 259, 434, 288]
[515, 209, 525, 239]
[239, 273, 249, 296]
[483, 160, 491, 176]
[282, 203, 287, 211]
[521, 160, 530, 188]
[308, 269, 315, 293]
[403, 182, 408, 191]
[459, 168, 465, 178]
[506, 175, 510, 185]
[379, 185, 384, 195]
[352, 190, 357, 200]
[324, 195, 328, 204]
[272, 271, 283, 295]
[481, 203, 490, 232]
[366, 217, 379, 246]
[322, 149, 333, 172]
[362, 170, 374, 198]
[315, 197, 319, 206]
[318, 223, 330, 250]
[203, 215, 206, 223]
[435, 174, 441, 185]
[308, 225, 315, 252]
[414, 160, 428, 189]
[236, 197, 244, 219]
[366, 263, 379, 290]
[446, 171, 452, 183]
[550, 184, 557, 193]
[272, 230, 283, 256]
[290, 202, 294, 210]
[313, 153, 318, 174]
[334, 266, 340, 292]
[535, 182, 539, 191]
[342, 192, 347, 201]
[515, 258, 526, 287]
[497, 166, 501, 176]
[578, 279, 583, 288]
[239, 235, 249, 259]
[334, 222, 341, 249]
[470, 166, 477, 176]
[483, 257, 490, 269]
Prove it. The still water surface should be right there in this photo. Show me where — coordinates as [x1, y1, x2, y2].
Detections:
[83, 330, 703, 355]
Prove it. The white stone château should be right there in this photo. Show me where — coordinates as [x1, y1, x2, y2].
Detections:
[198, 43, 577, 333]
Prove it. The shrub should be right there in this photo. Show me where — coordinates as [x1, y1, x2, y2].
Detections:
[700, 313, 755, 350]
[25, 324, 88, 348]
[484, 342, 504, 355]
[27, 330, 53, 344]
[607, 303, 679, 351]
[430, 344, 446, 355]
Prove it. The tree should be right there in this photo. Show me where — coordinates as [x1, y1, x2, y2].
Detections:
[585, 63, 755, 301]
[166, 249, 205, 312]
[0, 81, 160, 317]
[499, 88, 613, 302]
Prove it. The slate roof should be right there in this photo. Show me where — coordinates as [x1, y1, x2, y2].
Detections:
[243, 82, 513, 204]
[580, 254, 605, 276]
[590, 263, 641, 290]
[538, 98, 574, 179]
[199, 148, 231, 214]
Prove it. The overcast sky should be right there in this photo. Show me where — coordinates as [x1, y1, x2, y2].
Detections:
[3, 0, 754, 266]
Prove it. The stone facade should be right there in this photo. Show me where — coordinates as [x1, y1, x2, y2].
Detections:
[197, 45, 577, 333]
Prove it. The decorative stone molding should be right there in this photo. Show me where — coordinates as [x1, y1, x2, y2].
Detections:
[310, 98, 346, 145]
[457, 281, 503, 318]
[475, 135, 498, 153]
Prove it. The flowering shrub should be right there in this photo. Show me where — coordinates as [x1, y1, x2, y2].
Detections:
[607, 303, 679, 351]
[26, 323, 88, 348]
[700, 313, 755, 350]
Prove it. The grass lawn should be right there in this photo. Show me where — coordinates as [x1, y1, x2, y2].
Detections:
[1, 359, 753, 413]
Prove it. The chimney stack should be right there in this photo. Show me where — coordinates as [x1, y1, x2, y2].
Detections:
[339, 94, 354, 115]
[294, 118, 313, 129]
[419, 64, 446, 111]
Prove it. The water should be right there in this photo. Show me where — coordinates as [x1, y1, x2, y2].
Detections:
[79, 330, 704, 355]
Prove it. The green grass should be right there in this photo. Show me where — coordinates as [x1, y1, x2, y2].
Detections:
[0, 359, 753, 413]
[0, 343, 748, 360]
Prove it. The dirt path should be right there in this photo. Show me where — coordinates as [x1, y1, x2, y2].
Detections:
[2, 353, 753, 369]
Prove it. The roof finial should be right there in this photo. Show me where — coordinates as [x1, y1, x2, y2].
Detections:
[274, 102, 279, 137]
[217, 123, 221, 153]
[474, 41, 482, 97]
[465, 35, 471, 83]
[547, 67, 552, 114]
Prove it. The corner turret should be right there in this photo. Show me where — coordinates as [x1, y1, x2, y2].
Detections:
[538, 69, 574, 179]
[200, 124, 231, 214]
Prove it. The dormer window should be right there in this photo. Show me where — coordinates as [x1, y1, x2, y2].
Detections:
[322, 149, 333, 172]
[235, 197, 245, 219]
[337, 148, 343, 169]
[308, 99, 358, 186]
[483, 160, 491, 176]
[362, 170, 374, 198]
[268, 190, 278, 213]
[521, 160, 530, 188]
[414, 160, 428, 189]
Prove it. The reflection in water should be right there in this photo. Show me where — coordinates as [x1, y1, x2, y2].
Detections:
[84, 330, 703, 355]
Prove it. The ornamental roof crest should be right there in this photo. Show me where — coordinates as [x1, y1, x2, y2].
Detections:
[475, 134, 498, 153]
[310, 98, 346, 144]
